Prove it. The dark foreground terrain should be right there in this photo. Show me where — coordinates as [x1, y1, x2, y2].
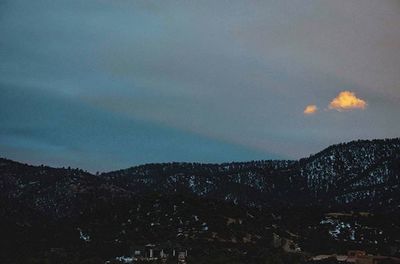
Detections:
[1, 138, 400, 263]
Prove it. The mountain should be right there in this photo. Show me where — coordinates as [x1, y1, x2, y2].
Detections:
[102, 138, 400, 210]
[299, 139, 400, 208]
[1, 138, 400, 263]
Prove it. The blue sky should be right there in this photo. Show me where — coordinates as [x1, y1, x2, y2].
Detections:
[1, 0, 400, 171]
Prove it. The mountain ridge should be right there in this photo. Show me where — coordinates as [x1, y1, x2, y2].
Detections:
[1, 138, 400, 262]
[1, 137, 400, 213]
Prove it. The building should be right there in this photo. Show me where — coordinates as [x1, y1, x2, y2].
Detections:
[129, 243, 189, 263]
[177, 250, 188, 264]
[347, 251, 367, 263]
[311, 251, 400, 264]
[355, 256, 400, 264]
[272, 233, 301, 253]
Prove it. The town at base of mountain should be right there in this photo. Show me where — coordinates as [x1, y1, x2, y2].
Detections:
[1, 138, 400, 263]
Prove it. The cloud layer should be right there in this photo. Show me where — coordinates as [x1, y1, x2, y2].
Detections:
[0, 0, 399, 171]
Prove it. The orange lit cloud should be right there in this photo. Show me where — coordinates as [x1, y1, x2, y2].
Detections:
[304, 105, 318, 115]
[329, 91, 367, 111]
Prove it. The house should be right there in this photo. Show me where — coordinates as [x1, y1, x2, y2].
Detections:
[130, 244, 144, 258]
[160, 250, 168, 263]
[310, 251, 400, 264]
[347, 251, 366, 263]
[129, 243, 189, 263]
[129, 244, 158, 260]
[145, 244, 156, 259]
[355, 256, 400, 264]
[177, 250, 188, 264]
[272, 233, 301, 253]
[348, 251, 366, 257]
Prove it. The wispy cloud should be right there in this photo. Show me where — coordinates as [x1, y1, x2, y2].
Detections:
[329, 91, 367, 111]
[304, 105, 318, 115]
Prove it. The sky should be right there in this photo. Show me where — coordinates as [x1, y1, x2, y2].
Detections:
[1, 0, 400, 172]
